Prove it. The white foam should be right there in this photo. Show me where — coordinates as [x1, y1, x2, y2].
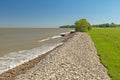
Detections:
[38, 37, 50, 42]
[60, 32, 70, 35]
[70, 30, 75, 32]
[0, 42, 63, 74]
[51, 35, 62, 39]
[38, 35, 62, 43]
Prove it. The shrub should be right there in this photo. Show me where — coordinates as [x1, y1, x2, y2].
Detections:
[75, 18, 91, 32]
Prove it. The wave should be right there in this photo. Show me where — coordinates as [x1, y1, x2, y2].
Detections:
[37, 30, 73, 43]
[0, 30, 73, 74]
[0, 42, 63, 74]
[51, 35, 62, 39]
[60, 32, 70, 35]
[37, 37, 51, 42]
[38, 35, 62, 43]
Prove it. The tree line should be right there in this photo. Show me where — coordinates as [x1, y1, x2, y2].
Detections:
[92, 23, 120, 28]
[59, 25, 75, 28]
[59, 18, 120, 32]
[59, 18, 91, 32]
[59, 22, 120, 28]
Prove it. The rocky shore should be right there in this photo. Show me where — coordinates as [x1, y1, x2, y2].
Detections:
[0, 32, 74, 80]
[14, 32, 110, 80]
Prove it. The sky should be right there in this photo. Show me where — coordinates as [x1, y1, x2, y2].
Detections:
[0, 0, 120, 28]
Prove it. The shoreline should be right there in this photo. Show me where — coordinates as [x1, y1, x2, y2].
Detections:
[0, 32, 75, 80]
[15, 32, 110, 80]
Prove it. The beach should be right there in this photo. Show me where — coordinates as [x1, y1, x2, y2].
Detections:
[0, 32, 110, 80]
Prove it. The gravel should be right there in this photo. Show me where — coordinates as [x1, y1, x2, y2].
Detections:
[15, 32, 110, 80]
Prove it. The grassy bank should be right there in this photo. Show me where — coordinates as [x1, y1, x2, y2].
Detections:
[89, 28, 120, 80]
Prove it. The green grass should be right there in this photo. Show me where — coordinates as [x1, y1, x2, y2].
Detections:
[89, 28, 120, 80]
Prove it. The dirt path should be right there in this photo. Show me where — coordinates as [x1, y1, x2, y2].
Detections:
[15, 32, 110, 80]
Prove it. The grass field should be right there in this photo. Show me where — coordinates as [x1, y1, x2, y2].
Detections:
[89, 28, 120, 80]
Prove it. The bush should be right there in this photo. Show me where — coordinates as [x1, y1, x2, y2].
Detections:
[75, 18, 91, 32]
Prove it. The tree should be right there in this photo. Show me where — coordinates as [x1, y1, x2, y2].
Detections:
[75, 18, 91, 32]
[59, 25, 75, 28]
[92, 22, 119, 28]
[110, 23, 116, 27]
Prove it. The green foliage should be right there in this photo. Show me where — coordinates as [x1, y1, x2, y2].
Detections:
[59, 25, 75, 28]
[89, 28, 120, 80]
[92, 23, 119, 28]
[75, 18, 91, 32]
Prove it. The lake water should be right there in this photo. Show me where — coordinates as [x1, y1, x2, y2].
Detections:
[0, 28, 73, 56]
[0, 28, 74, 74]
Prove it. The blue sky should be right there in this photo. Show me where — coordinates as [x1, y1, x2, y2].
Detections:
[0, 0, 120, 28]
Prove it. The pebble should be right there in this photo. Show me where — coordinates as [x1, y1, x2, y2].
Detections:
[15, 32, 110, 80]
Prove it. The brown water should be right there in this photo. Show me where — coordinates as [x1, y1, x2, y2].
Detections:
[0, 28, 73, 57]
